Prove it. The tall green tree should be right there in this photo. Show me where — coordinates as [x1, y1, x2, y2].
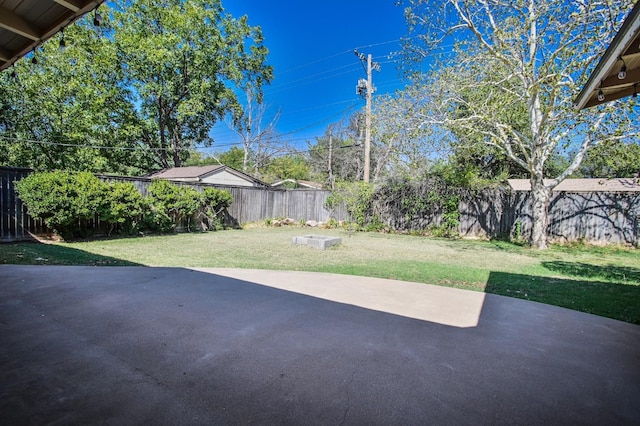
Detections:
[577, 140, 640, 178]
[113, 0, 273, 169]
[0, 21, 149, 174]
[262, 154, 310, 183]
[401, 0, 638, 248]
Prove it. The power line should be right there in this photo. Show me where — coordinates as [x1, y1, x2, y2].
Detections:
[0, 135, 204, 153]
[0, 100, 361, 153]
[266, 66, 362, 95]
[274, 36, 418, 76]
[264, 37, 428, 95]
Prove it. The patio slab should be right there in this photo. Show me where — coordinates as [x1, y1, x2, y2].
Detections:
[1, 265, 638, 425]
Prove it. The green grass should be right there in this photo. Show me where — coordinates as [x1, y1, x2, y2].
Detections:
[2, 227, 639, 323]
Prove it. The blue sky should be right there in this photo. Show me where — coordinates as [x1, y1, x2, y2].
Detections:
[209, 0, 410, 153]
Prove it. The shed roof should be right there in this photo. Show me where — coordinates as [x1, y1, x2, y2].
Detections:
[508, 178, 640, 192]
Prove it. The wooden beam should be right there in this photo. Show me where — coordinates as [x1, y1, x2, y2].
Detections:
[622, 34, 640, 57]
[0, 46, 12, 62]
[584, 85, 639, 108]
[0, 6, 41, 41]
[600, 67, 640, 89]
[54, 0, 88, 13]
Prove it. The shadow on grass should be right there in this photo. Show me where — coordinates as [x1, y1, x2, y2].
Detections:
[485, 271, 640, 324]
[0, 241, 140, 266]
[542, 261, 640, 284]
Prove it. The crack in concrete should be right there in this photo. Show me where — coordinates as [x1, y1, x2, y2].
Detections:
[339, 370, 357, 426]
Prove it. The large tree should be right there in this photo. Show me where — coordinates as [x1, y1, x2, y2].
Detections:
[1, 0, 273, 174]
[0, 21, 149, 174]
[112, 0, 272, 169]
[402, 0, 638, 248]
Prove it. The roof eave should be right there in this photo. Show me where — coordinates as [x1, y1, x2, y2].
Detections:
[0, 0, 106, 72]
[574, 1, 640, 110]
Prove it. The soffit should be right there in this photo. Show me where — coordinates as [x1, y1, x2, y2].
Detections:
[0, 0, 104, 71]
[575, 2, 640, 109]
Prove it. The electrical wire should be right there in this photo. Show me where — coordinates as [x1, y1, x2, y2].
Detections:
[0, 102, 362, 153]
[3, 36, 435, 157]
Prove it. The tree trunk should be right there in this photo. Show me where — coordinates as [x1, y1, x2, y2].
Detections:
[530, 176, 550, 249]
[172, 133, 182, 168]
[158, 99, 169, 169]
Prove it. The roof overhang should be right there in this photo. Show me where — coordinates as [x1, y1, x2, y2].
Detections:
[0, 0, 105, 72]
[574, 1, 640, 109]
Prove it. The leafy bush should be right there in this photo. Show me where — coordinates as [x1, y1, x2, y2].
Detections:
[146, 180, 233, 232]
[199, 187, 233, 231]
[15, 171, 107, 239]
[16, 172, 234, 238]
[146, 180, 186, 232]
[99, 182, 147, 235]
[326, 182, 377, 227]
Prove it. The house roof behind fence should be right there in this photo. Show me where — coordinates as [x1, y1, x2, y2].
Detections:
[148, 165, 225, 179]
[508, 178, 640, 192]
[148, 165, 269, 187]
[271, 179, 324, 189]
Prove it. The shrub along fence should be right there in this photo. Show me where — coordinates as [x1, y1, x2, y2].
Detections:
[0, 168, 344, 241]
[97, 174, 344, 227]
[1, 166, 639, 245]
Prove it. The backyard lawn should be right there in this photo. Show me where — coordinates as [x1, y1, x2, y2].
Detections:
[1, 227, 639, 324]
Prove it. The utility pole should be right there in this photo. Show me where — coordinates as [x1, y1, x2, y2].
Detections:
[328, 128, 334, 190]
[355, 50, 380, 183]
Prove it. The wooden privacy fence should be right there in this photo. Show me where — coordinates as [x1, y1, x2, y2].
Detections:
[2, 167, 639, 245]
[0, 167, 47, 242]
[458, 190, 640, 244]
[0, 168, 343, 241]
[97, 174, 344, 226]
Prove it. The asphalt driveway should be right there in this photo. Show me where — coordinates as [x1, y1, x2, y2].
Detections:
[1, 265, 639, 425]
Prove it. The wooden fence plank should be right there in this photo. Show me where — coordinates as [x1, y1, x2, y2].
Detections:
[1, 168, 639, 244]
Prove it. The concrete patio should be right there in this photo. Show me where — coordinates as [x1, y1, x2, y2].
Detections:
[1, 265, 638, 424]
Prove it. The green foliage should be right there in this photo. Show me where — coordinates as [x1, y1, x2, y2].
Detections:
[202, 187, 233, 210]
[217, 147, 246, 171]
[512, 221, 524, 244]
[431, 194, 460, 238]
[147, 180, 194, 231]
[15, 171, 107, 238]
[199, 187, 233, 231]
[182, 151, 222, 167]
[99, 182, 147, 235]
[16, 172, 233, 237]
[1, 0, 272, 173]
[377, 177, 461, 236]
[578, 140, 640, 178]
[146, 180, 233, 232]
[262, 154, 310, 182]
[326, 182, 377, 227]
[113, 0, 273, 168]
[0, 19, 151, 174]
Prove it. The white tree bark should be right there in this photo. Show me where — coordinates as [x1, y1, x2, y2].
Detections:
[403, 0, 637, 248]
